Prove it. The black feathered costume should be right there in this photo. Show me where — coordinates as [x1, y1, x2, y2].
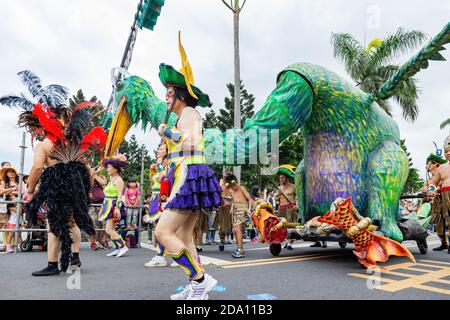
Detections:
[26, 104, 107, 271]
[0, 70, 107, 271]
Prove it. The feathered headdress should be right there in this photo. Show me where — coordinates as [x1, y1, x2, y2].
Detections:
[0, 70, 69, 136]
[34, 101, 107, 163]
[0, 70, 107, 162]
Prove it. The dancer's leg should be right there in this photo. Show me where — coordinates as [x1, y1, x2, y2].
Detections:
[156, 209, 203, 280]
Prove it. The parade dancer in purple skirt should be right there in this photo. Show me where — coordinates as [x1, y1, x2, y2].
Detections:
[155, 34, 222, 300]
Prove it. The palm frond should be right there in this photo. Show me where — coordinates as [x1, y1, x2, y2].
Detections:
[440, 118, 450, 130]
[393, 94, 419, 122]
[369, 28, 427, 69]
[43, 84, 69, 108]
[17, 70, 48, 104]
[0, 95, 34, 110]
[331, 32, 367, 81]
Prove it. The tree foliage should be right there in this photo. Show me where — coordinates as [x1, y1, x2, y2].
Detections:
[205, 81, 258, 189]
[400, 139, 424, 193]
[118, 134, 153, 194]
[331, 28, 426, 121]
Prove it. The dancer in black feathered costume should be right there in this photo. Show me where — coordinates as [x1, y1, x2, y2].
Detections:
[26, 161, 96, 272]
[24, 103, 107, 275]
[0, 70, 107, 275]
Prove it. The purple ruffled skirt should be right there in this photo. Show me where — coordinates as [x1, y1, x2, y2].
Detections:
[165, 164, 222, 211]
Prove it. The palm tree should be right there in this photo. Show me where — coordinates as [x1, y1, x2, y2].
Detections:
[69, 89, 106, 128]
[331, 28, 427, 121]
[441, 118, 450, 130]
[222, 0, 247, 182]
[0, 70, 69, 111]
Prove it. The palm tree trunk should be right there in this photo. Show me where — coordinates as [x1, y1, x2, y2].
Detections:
[233, 9, 242, 182]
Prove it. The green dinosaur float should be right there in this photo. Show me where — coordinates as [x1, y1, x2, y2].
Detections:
[105, 22, 449, 242]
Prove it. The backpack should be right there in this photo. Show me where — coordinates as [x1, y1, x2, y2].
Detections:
[125, 234, 137, 248]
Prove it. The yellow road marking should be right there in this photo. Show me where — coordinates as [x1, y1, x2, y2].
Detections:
[218, 252, 339, 267]
[222, 253, 346, 269]
[379, 269, 423, 278]
[383, 262, 417, 270]
[413, 263, 445, 270]
[410, 285, 450, 296]
[377, 267, 450, 292]
[431, 279, 450, 285]
[420, 260, 450, 266]
[402, 267, 440, 273]
[347, 273, 395, 283]
[348, 260, 450, 296]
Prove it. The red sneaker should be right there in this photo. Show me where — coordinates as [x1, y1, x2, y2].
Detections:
[90, 242, 98, 250]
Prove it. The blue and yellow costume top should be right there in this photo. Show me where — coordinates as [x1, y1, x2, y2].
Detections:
[99, 180, 126, 221]
[145, 162, 167, 223]
[164, 126, 206, 165]
[162, 124, 221, 211]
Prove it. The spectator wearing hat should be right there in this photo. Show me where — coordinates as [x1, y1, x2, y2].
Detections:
[0, 166, 25, 202]
[1, 162, 11, 169]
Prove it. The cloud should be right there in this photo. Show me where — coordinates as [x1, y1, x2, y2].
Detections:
[0, 0, 449, 180]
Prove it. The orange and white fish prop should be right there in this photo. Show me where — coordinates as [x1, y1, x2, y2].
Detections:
[318, 198, 415, 268]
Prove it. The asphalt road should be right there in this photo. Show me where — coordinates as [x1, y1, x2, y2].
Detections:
[1, 235, 449, 300]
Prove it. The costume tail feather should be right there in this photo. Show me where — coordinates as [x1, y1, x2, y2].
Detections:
[356, 233, 416, 268]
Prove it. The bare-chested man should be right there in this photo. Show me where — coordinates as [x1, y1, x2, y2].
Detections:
[214, 170, 234, 246]
[276, 167, 302, 250]
[421, 154, 447, 193]
[429, 137, 450, 253]
[223, 174, 254, 258]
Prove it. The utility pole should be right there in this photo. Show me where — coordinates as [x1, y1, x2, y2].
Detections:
[222, 0, 247, 182]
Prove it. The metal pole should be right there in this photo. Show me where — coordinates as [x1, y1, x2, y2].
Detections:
[14, 132, 27, 253]
[137, 146, 145, 248]
[233, 7, 242, 183]
[106, 0, 144, 112]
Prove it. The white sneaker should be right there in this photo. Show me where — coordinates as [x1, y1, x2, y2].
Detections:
[169, 284, 210, 300]
[170, 261, 179, 268]
[116, 246, 129, 257]
[144, 256, 168, 268]
[170, 284, 192, 300]
[107, 249, 120, 257]
[186, 274, 218, 300]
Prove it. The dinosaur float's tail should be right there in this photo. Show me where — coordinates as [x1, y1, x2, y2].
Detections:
[377, 22, 450, 101]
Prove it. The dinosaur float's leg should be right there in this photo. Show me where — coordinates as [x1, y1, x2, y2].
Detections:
[366, 141, 409, 242]
[294, 160, 306, 224]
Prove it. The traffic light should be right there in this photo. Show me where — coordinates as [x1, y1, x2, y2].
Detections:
[136, 0, 165, 31]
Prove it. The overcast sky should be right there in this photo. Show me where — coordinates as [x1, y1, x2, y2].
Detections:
[0, 0, 449, 179]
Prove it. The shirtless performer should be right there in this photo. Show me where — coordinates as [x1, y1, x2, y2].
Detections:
[214, 170, 233, 247]
[224, 174, 254, 258]
[275, 165, 320, 250]
[421, 154, 447, 193]
[429, 136, 450, 253]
